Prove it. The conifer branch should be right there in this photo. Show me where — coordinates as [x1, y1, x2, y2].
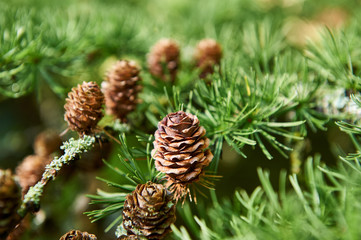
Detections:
[18, 135, 95, 217]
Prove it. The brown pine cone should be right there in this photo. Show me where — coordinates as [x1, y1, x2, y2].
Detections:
[64, 81, 104, 135]
[16, 155, 51, 197]
[0, 170, 21, 239]
[147, 39, 180, 83]
[117, 235, 147, 240]
[33, 130, 62, 157]
[122, 182, 176, 239]
[194, 39, 222, 78]
[59, 230, 97, 240]
[102, 60, 142, 122]
[152, 111, 213, 195]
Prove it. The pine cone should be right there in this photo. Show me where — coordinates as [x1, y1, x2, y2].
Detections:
[59, 230, 97, 240]
[122, 182, 176, 239]
[16, 155, 51, 197]
[117, 235, 147, 240]
[194, 39, 222, 78]
[102, 60, 142, 122]
[147, 39, 180, 83]
[34, 130, 61, 157]
[64, 81, 104, 135]
[152, 111, 213, 192]
[0, 170, 21, 239]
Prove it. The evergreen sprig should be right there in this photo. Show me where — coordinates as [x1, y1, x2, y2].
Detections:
[240, 19, 286, 73]
[186, 62, 306, 165]
[0, 1, 148, 100]
[172, 93, 361, 240]
[172, 154, 361, 240]
[86, 134, 162, 231]
[305, 27, 361, 91]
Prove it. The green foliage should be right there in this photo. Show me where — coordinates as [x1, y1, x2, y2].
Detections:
[336, 94, 361, 157]
[306, 28, 361, 90]
[189, 62, 305, 162]
[86, 134, 162, 231]
[172, 95, 361, 240]
[173, 154, 361, 240]
[240, 19, 286, 73]
[0, 0, 149, 99]
[3, 0, 361, 239]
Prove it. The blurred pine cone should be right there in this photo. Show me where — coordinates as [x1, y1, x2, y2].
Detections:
[76, 134, 112, 171]
[194, 39, 222, 78]
[64, 82, 104, 135]
[59, 230, 97, 240]
[33, 130, 61, 157]
[102, 60, 142, 122]
[0, 170, 21, 239]
[152, 111, 213, 199]
[122, 182, 176, 239]
[147, 39, 180, 83]
[16, 155, 51, 197]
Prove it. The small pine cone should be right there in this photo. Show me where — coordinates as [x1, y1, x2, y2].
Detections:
[59, 230, 97, 240]
[152, 111, 213, 188]
[122, 182, 176, 239]
[194, 39, 222, 78]
[0, 170, 21, 239]
[16, 155, 51, 197]
[102, 60, 142, 122]
[147, 39, 180, 82]
[64, 81, 104, 135]
[34, 130, 62, 157]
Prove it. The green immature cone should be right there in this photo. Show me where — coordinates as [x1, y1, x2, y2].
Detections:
[122, 182, 176, 239]
[102, 60, 142, 122]
[64, 82, 104, 136]
[147, 39, 180, 83]
[194, 38, 222, 79]
[59, 230, 97, 240]
[0, 170, 21, 239]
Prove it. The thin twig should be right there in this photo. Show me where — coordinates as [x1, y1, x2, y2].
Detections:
[18, 135, 95, 217]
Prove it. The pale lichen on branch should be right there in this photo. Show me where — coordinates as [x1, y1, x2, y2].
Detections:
[18, 135, 95, 217]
